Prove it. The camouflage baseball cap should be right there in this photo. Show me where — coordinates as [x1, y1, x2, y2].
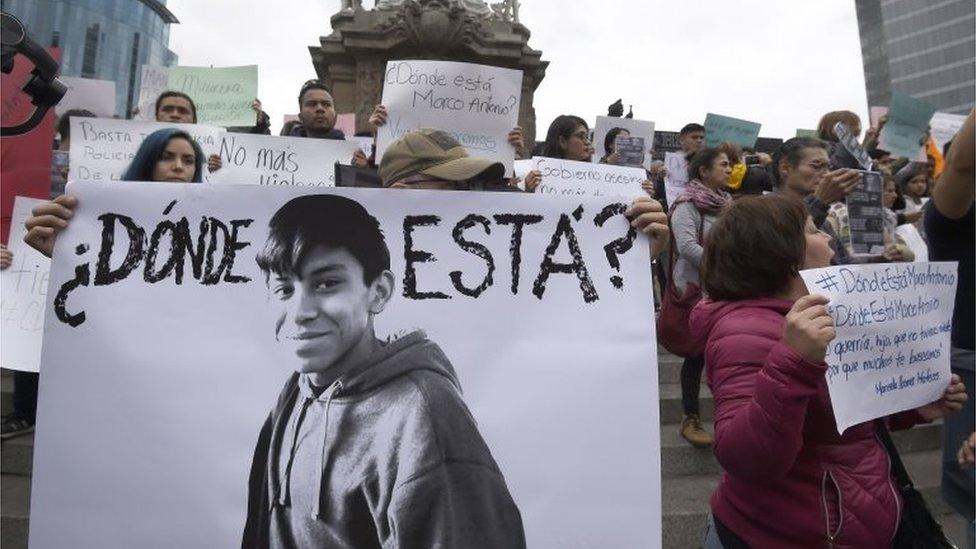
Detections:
[378, 128, 505, 186]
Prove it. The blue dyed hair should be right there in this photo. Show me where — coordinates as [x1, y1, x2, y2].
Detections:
[120, 128, 205, 183]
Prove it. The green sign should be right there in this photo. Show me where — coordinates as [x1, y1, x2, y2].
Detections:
[168, 65, 258, 127]
[796, 129, 818, 138]
[704, 113, 761, 148]
[882, 91, 935, 159]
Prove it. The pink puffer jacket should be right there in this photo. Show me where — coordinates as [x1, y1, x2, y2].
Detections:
[690, 297, 924, 548]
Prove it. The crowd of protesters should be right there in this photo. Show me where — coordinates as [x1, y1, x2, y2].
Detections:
[1, 73, 974, 548]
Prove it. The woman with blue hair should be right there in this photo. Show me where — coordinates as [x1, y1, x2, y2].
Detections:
[23, 128, 205, 257]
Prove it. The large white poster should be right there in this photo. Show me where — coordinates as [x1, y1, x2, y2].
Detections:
[1, 196, 50, 373]
[376, 60, 523, 175]
[56, 76, 117, 118]
[534, 157, 646, 199]
[31, 182, 662, 548]
[68, 118, 223, 182]
[212, 133, 360, 187]
[592, 116, 655, 170]
[800, 262, 958, 433]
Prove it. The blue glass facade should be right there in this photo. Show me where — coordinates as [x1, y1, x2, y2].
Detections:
[2, 0, 179, 116]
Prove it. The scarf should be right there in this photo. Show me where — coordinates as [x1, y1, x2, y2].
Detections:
[674, 179, 731, 214]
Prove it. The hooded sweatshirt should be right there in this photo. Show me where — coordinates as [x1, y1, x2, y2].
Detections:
[690, 298, 924, 548]
[242, 331, 525, 549]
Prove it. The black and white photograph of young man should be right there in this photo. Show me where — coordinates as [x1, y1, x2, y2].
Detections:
[241, 194, 526, 548]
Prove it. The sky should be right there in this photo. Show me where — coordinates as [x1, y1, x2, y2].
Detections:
[165, 0, 871, 140]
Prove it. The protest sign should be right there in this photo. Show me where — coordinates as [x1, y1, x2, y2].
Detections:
[1, 197, 50, 373]
[615, 136, 646, 167]
[68, 118, 223, 183]
[833, 122, 872, 170]
[376, 60, 523, 175]
[592, 116, 655, 170]
[56, 76, 117, 117]
[534, 157, 645, 199]
[896, 224, 929, 262]
[880, 92, 935, 159]
[167, 65, 258, 127]
[663, 151, 689, 207]
[212, 133, 359, 187]
[134, 65, 170, 121]
[31, 181, 662, 548]
[929, 112, 966, 151]
[800, 262, 958, 433]
[846, 170, 885, 255]
[796, 129, 817, 138]
[704, 113, 761, 148]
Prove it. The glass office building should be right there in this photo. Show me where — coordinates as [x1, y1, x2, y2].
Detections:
[856, 0, 975, 114]
[2, 0, 179, 116]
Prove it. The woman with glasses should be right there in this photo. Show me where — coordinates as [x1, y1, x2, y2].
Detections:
[523, 115, 594, 192]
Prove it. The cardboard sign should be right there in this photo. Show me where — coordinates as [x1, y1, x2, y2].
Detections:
[614, 136, 646, 168]
[834, 122, 872, 170]
[167, 65, 258, 127]
[663, 151, 689, 207]
[56, 77, 117, 118]
[846, 170, 885, 254]
[534, 157, 646, 199]
[704, 113, 761, 148]
[929, 112, 967, 151]
[592, 116, 655, 170]
[376, 60, 523, 176]
[212, 133, 360, 187]
[1, 197, 50, 372]
[134, 65, 170, 121]
[800, 262, 958, 433]
[880, 92, 936, 159]
[68, 118, 223, 183]
[31, 181, 662, 548]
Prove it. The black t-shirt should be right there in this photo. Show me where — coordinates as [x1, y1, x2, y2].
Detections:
[925, 203, 975, 350]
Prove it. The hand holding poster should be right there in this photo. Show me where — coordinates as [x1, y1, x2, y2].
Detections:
[167, 65, 259, 127]
[592, 116, 655, 170]
[30, 181, 662, 548]
[704, 113, 761, 148]
[376, 60, 522, 175]
[533, 157, 646, 199]
[212, 133, 360, 187]
[1, 197, 50, 372]
[68, 118, 223, 182]
[800, 262, 958, 433]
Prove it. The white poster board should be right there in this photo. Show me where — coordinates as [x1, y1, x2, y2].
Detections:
[68, 118, 223, 182]
[134, 65, 170, 121]
[592, 116, 655, 170]
[31, 182, 662, 548]
[534, 157, 645, 199]
[800, 262, 958, 433]
[211, 133, 360, 187]
[376, 60, 523, 176]
[56, 76, 117, 118]
[663, 151, 689, 207]
[896, 223, 929, 262]
[929, 112, 966, 152]
[1, 197, 50, 372]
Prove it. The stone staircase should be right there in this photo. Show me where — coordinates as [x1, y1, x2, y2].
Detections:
[1, 354, 968, 547]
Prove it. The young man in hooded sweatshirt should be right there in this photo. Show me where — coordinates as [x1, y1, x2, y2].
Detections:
[242, 193, 525, 549]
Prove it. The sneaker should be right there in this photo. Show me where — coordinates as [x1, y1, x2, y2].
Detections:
[680, 414, 713, 449]
[0, 415, 35, 440]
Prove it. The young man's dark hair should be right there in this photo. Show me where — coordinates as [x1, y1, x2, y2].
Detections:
[679, 123, 705, 136]
[155, 91, 197, 123]
[297, 79, 331, 108]
[256, 194, 390, 285]
[56, 109, 96, 144]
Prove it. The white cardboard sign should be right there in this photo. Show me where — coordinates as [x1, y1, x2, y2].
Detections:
[534, 157, 646, 199]
[376, 60, 523, 176]
[134, 65, 170, 121]
[56, 76, 117, 118]
[663, 151, 689, 207]
[31, 182, 662, 548]
[800, 262, 958, 433]
[592, 116, 655, 170]
[1, 197, 50, 372]
[212, 133, 360, 187]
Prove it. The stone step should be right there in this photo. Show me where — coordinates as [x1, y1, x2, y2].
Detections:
[0, 433, 34, 477]
[659, 382, 713, 425]
[1, 474, 30, 549]
[656, 352, 688, 385]
[661, 449, 958, 548]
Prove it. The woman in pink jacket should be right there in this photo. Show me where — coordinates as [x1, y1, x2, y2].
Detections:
[690, 194, 968, 548]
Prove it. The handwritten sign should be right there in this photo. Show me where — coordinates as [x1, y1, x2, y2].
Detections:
[167, 65, 258, 127]
[1, 197, 50, 372]
[376, 60, 523, 175]
[929, 112, 966, 151]
[534, 157, 645, 199]
[846, 170, 885, 254]
[135, 65, 170, 121]
[834, 122, 872, 170]
[800, 262, 958, 433]
[211, 133, 360, 187]
[68, 118, 223, 182]
[592, 116, 655, 170]
[880, 91, 935, 159]
[704, 113, 761, 149]
[57, 76, 117, 117]
[663, 151, 689, 207]
[614, 136, 646, 168]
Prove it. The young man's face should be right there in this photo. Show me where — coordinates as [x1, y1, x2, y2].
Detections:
[156, 96, 195, 124]
[298, 88, 337, 133]
[679, 130, 705, 154]
[270, 245, 381, 383]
